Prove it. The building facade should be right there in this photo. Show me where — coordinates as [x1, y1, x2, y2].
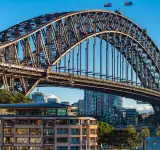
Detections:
[125, 109, 138, 125]
[32, 92, 45, 103]
[84, 90, 122, 124]
[45, 94, 59, 103]
[0, 103, 97, 150]
[72, 100, 84, 115]
[61, 102, 70, 105]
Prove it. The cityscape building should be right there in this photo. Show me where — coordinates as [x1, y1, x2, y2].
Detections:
[72, 100, 84, 115]
[45, 94, 59, 103]
[84, 90, 123, 124]
[32, 91, 45, 103]
[125, 109, 138, 125]
[0, 103, 97, 150]
[61, 101, 70, 105]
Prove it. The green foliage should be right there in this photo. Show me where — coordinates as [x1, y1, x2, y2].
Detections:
[98, 121, 114, 145]
[140, 126, 150, 150]
[98, 124, 140, 150]
[106, 129, 139, 150]
[156, 126, 160, 136]
[125, 126, 140, 149]
[0, 89, 33, 104]
[140, 126, 150, 139]
[141, 114, 157, 127]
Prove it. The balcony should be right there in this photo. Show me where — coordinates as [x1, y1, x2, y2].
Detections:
[44, 138, 54, 145]
[16, 128, 28, 136]
[4, 132, 13, 136]
[29, 138, 41, 144]
[29, 129, 41, 136]
[4, 123, 14, 127]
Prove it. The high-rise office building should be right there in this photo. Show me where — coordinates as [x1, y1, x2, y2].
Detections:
[84, 90, 123, 124]
[72, 100, 84, 115]
[61, 101, 70, 105]
[32, 92, 45, 103]
[45, 94, 59, 103]
[125, 109, 138, 125]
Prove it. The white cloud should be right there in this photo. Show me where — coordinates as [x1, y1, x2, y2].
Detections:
[124, 105, 154, 113]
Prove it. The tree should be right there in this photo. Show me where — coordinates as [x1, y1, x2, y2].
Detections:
[100, 126, 140, 150]
[0, 89, 33, 104]
[140, 126, 150, 150]
[98, 121, 114, 148]
[13, 92, 33, 103]
[156, 126, 160, 136]
[125, 126, 140, 150]
[0, 89, 14, 104]
[106, 129, 128, 150]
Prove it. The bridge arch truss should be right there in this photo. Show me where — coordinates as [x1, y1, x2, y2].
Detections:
[0, 10, 159, 104]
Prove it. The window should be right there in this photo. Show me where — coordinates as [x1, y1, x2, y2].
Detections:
[3, 146, 14, 150]
[30, 138, 41, 144]
[16, 146, 28, 150]
[4, 120, 14, 126]
[82, 137, 86, 144]
[56, 120, 68, 125]
[29, 128, 41, 135]
[30, 147, 41, 150]
[4, 128, 13, 135]
[16, 120, 28, 125]
[81, 120, 88, 125]
[90, 129, 96, 135]
[57, 128, 68, 134]
[57, 137, 68, 143]
[44, 137, 54, 144]
[70, 137, 80, 144]
[57, 109, 67, 115]
[70, 146, 80, 150]
[44, 147, 54, 150]
[16, 138, 28, 144]
[29, 120, 41, 125]
[47, 109, 56, 115]
[70, 120, 79, 125]
[90, 120, 97, 125]
[4, 137, 14, 144]
[16, 128, 28, 135]
[82, 128, 86, 135]
[57, 146, 67, 150]
[44, 129, 54, 135]
[44, 120, 54, 126]
[70, 129, 80, 135]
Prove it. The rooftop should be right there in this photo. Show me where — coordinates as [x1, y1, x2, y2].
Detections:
[0, 103, 74, 109]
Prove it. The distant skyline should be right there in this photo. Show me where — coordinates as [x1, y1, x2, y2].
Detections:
[0, 0, 159, 111]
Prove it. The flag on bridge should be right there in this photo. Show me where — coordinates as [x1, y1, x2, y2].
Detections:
[124, 2, 133, 6]
[104, 3, 112, 7]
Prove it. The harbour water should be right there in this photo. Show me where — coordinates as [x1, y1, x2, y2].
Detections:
[146, 137, 160, 150]
[136, 137, 160, 150]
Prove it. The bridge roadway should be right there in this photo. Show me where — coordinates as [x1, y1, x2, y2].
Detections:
[0, 62, 159, 104]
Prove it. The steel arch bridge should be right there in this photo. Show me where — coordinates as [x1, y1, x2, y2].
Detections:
[0, 10, 160, 110]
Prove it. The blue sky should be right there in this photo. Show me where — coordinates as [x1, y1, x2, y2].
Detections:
[0, 0, 160, 107]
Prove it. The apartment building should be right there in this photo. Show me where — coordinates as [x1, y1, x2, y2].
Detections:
[0, 103, 97, 150]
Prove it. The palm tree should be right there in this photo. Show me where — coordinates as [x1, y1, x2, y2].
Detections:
[140, 126, 150, 150]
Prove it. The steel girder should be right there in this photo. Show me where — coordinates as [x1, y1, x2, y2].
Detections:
[0, 10, 159, 103]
